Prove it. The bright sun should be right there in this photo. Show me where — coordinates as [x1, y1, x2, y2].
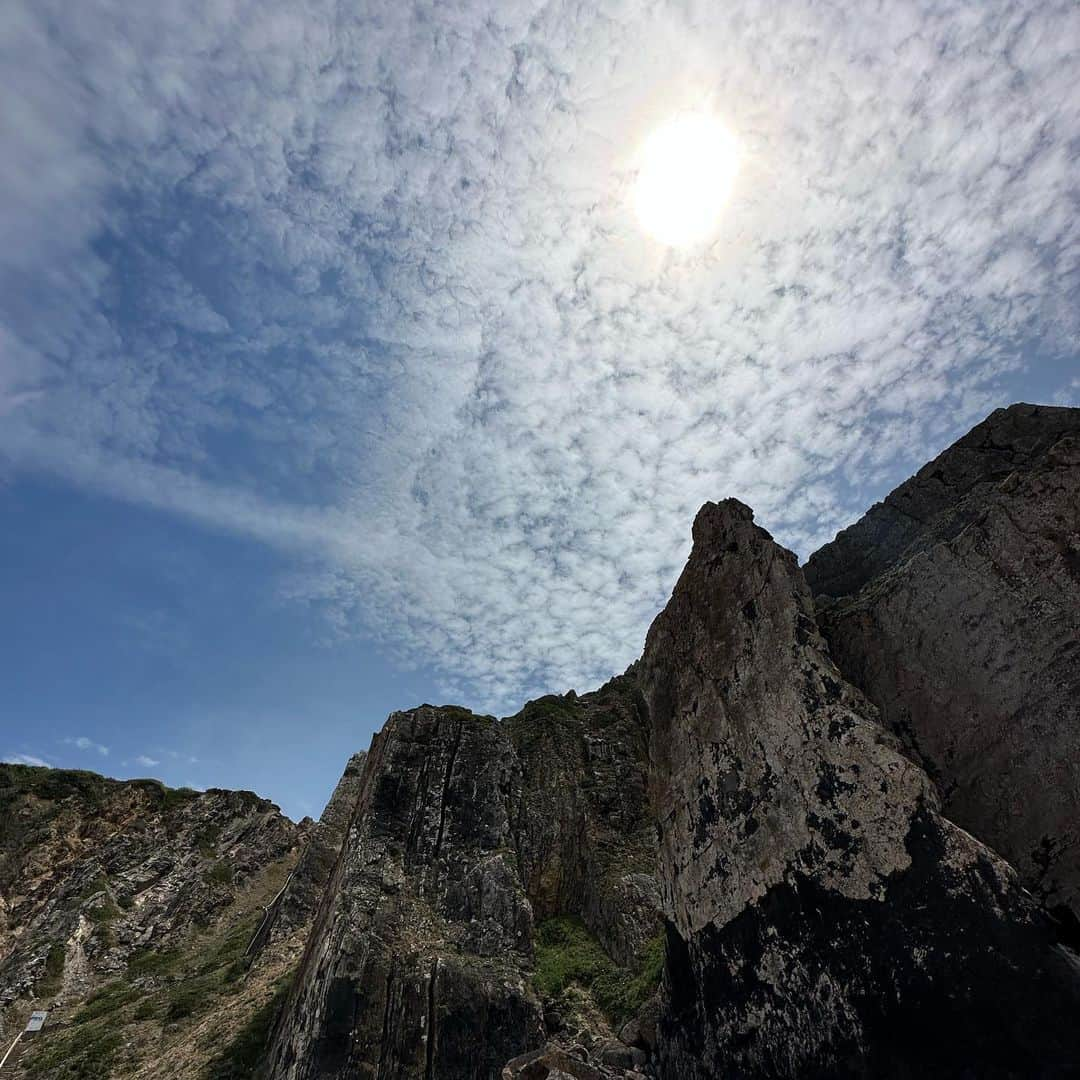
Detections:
[633, 114, 741, 248]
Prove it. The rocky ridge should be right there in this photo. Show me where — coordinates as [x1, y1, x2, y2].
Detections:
[0, 766, 309, 1078]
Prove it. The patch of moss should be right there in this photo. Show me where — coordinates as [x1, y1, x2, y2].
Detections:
[36, 942, 66, 997]
[533, 916, 662, 1025]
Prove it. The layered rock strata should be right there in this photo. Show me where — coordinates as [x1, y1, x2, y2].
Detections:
[265, 682, 661, 1080]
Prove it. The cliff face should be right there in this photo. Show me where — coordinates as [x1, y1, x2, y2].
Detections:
[805, 403, 1080, 922]
[6, 403, 1080, 1079]
[641, 499, 1080, 1077]
[265, 680, 662, 1080]
[0, 765, 307, 1079]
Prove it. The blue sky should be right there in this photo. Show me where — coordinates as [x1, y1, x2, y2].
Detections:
[1, 0, 1077, 818]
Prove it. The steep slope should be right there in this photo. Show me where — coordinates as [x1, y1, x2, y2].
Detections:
[265, 679, 662, 1080]
[805, 403, 1080, 921]
[641, 499, 1080, 1078]
[0, 765, 308, 1079]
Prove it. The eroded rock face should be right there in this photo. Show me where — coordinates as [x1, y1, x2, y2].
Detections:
[505, 679, 660, 967]
[264, 707, 541, 1080]
[806, 403, 1080, 921]
[248, 751, 368, 958]
[0, 765, 307, 1078]
[0, 767, 300, 1020]
[265, 687, 662, 1080]
[642, 499, 1080, 1078]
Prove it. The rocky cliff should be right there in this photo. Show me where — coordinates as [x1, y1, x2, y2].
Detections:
[5, 403, 1079, 1078]
[805, 403, 1080, 924]
[264, 678, 662, 1080]
[642, 499, 1080, 1078]
[0, 766, 309, 1078]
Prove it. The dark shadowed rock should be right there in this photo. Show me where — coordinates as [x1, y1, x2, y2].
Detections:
[806, 403, 1080, 921]
[505, 678, 660, 967]
[265, 686, 662, 1079]
[641, 498, 1080, 1078]
[263, 707, 542, 1079]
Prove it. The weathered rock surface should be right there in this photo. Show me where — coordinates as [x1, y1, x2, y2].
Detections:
[248, 752, 368, 958]
[265, 683, 662, 1080]
[641, 499, 1080, 1078]
[264, 706, 545, 1079]
[805, 403, 1080, 922]
[0, 764, 309, 1078]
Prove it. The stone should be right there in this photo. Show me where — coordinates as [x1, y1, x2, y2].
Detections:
[641, 498, 1080, 1078]
[806, 403, 1080, 922]
[266, 688, 663, 1079]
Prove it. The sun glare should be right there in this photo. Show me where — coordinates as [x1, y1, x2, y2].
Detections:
[633, 113, 741, 248]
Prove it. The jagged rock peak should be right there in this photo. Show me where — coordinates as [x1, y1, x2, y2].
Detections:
[641, 496, 1080, 1078]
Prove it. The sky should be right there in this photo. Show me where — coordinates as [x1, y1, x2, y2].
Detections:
[1, 0, 1077, 820]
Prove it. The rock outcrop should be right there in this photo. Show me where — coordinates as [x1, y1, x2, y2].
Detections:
[0, 765, 309, 1078]
[805, 403, 1080, 922]
[265, 681, 662, 1080]
[641, 499, 1080, 1078]
[247, 752, 368, 958]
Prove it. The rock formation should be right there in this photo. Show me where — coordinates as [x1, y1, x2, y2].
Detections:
[805, 403, 1080, 923]
[5, 403, 1079, 1079]
[0, 765, 307, 1078]
[265, 680, 662, 1080]
[641, 498, 1080, 1078]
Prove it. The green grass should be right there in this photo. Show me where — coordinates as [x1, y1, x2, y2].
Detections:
[23, 1021, 124, 1079]
[166, 976, 217, 1021]
[76, 980, 143, 1022]
[533, 916, 663, 1025]
[202, 971, 294, 1079]
[126, 946, 185, 979]
[204, 860, 234, 887]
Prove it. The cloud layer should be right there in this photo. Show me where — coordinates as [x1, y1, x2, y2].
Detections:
[3, 0, 1078, 706]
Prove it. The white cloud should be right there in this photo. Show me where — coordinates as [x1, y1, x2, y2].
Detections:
[135, 754, 161, 767]
[3, 753, 52, 768]
[1, 0, 1078, 709]
[64, 736, 110, 757]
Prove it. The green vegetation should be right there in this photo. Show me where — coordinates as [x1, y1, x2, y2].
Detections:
[202, 971, 294, 1079]
[37, 942, 66, 996]
[86, 895, 122, 924]
[23, 1021, 124, 1079]
[167, 976, 215, 1020]
[126, 946, 185, 979]
[204, 859, 234, 887]
[197, 823, 223, 856]
[533, 916, 663, 1025]
[76, 980, 142, 1022]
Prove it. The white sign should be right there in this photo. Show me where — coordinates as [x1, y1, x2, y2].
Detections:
[25, 1011, 48, 1033]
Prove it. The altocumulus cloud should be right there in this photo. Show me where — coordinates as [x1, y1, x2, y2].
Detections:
[1, 0, 1077, 707]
